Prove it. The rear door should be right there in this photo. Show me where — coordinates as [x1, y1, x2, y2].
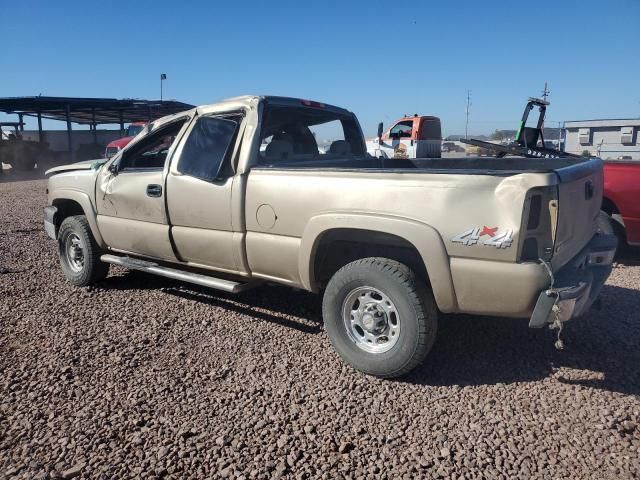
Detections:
[415, 117, 442, 158]
[165, 108, 246, 273]
[96, 116, 191, 260]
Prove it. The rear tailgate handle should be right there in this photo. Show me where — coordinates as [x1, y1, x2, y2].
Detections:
[146, 184, 162, 197]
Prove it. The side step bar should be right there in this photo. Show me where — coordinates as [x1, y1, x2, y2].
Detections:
[100, 254, 259, 294]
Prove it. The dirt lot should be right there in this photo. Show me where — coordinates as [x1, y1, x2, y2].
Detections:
[1, 178, 639, 480]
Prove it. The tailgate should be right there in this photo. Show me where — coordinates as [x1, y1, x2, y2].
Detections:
[552, 158, 603, 269]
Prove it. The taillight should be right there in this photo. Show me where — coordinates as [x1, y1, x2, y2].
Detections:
[518, 186, 558, 262]
[526, 194, 542, 230]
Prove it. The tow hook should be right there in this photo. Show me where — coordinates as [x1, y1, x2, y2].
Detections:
[537, 259, 567, 350]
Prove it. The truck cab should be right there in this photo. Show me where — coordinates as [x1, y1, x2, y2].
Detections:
[367, 115, 441, 159]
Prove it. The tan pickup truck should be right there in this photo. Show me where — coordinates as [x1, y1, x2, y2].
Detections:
[44, 95, 617, 377]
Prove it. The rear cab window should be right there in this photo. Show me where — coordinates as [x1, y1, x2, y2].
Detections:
[258, 103, 365, 166]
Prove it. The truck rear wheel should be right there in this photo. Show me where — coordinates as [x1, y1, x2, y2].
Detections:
[57, 215, 109, 286]
[322, 257, 438, 378]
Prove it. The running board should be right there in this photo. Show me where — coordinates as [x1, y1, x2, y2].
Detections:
[100, 254, 259, 293]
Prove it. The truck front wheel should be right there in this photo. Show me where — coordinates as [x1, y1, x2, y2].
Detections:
[322, 257, 438, 378]
[57, 215, 109, 286]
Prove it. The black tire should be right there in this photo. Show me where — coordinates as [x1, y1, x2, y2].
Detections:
[597, 210, 622, 252]
[322, 257, 438, 378]
[57, 215, 109, 286]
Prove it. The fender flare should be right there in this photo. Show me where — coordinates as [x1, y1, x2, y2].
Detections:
[298, 213, 458, 313]
[50, 189, 106, 249]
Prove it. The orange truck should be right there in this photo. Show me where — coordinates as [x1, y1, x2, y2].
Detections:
[366, 115, 442, 159]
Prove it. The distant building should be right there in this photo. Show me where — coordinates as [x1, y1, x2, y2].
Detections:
[564, 119, 640, 160]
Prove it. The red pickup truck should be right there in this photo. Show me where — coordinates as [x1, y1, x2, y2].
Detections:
[104, 122, 146, 159]
[602, 161, 640, 247]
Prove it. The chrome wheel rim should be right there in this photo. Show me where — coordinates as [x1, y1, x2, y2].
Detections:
[65, 233, 85, 272]
[342, 286, 400, 353]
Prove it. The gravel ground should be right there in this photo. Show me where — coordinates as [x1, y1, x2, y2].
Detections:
[1, 178, 639, 480]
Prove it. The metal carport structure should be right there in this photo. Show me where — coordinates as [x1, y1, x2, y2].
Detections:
[0, 96, 194, 160]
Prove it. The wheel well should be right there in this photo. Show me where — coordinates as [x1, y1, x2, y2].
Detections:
[52, 199, 85, 227]
[312, 229, 429, 290]
[601, 197, 627, 245]
[601, 197, 619, 216]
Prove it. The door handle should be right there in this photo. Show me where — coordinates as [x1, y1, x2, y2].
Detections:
[146, 184, 162, 197]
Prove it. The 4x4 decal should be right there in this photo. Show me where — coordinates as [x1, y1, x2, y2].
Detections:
[452, 226, 513, 249]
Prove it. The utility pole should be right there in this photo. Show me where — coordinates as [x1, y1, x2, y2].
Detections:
[541, 81, 550, 102]
[160, 73, 167, 103]
[465, 90, 471, 139]
[558, 121, 562, 151]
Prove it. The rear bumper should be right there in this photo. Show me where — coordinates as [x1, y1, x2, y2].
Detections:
[529, 232, 617, 327]
[44, 206, 57, 240]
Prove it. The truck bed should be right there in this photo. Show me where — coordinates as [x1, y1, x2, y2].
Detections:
[256, 155, 592, 176]
[251, 155, 603, 272]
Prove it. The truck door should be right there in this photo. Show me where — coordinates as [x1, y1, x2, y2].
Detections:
[164, 110, 245, 273]
[96, 117, 191, 260]
[384, 119, 415, 159]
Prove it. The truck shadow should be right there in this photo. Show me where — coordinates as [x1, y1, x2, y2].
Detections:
[103, 270, 323, 335]
[103, 272, 639, 396]
[406, 284, 640, 397]
[614, 247, 640, 267]
[0, 168, 48, 183]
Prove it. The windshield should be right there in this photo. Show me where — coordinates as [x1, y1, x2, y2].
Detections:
[126, 124, 145, 137]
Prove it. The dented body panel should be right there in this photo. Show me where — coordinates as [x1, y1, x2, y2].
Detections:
[47, 168, 106, 248]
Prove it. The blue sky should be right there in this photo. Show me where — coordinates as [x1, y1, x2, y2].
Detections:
[1, 0, 639, 136]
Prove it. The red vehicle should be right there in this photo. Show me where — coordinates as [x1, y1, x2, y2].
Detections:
[104, 122, 146, 158]
[602, 161, 640, 247]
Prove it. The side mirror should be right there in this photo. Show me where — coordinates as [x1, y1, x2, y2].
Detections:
[108, 161, 119, 175]
[377, 122, 383, 143]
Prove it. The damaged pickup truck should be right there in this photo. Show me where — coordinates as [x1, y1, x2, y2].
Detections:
[44, 95, 616, 378]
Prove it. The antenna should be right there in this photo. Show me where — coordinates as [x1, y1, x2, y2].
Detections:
[465, 90, 471, 139]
